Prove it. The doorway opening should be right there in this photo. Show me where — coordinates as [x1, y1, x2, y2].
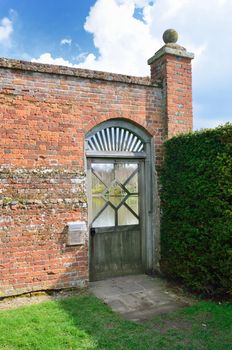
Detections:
[86, 120, 155, 281]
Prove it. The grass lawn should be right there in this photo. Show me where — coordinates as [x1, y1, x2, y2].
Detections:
[0, 294, 231, 350]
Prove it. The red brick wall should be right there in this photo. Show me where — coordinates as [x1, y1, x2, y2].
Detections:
[149, 46, 193, 138]
[0, 59, 164, 296]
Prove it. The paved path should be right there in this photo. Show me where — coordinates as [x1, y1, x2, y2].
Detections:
[89, 274, 193, 322]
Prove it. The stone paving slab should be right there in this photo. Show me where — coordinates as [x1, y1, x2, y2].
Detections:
[89, 274, 193, 322]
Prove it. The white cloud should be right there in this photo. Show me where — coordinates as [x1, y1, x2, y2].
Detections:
[115, 0, 152, 7]
[32, 0, 232, 128]
[60, 38, 72, 45]
[80, 0, 158, 75]
[31, 52, 91, 67]
[31, 53, 78, 67]
[33, 0, 158, 75]
[74, 51, 89, 63]
[78, 0, 220, 76]
[0, 16, 13, 45]
[80, 0, 232, 128]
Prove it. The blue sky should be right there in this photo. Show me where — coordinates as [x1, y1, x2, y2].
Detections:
[0, 0, 231, 129]
[0, 1, 97, 60]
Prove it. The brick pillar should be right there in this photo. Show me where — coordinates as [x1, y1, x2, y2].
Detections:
[148, 30, 194, 138]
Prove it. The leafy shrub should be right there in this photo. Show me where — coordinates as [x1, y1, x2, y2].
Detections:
[160, 123, 232, 298]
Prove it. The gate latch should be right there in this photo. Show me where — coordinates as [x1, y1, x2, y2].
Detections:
[90, 227, 96, 237]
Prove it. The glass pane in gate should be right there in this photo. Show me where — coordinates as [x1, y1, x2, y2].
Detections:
[92, 204, 115, 228]
[118, 204, 139, 225]
[115, 163, 138, 185]
[91, 162, 139, 228]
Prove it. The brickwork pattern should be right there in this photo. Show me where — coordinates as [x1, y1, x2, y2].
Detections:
[150, 52, 193, 138]
[0, 59, 164, 296]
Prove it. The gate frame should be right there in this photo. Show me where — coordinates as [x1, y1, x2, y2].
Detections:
[85, 119, 157, 274]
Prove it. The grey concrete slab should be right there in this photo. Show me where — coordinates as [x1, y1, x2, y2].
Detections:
[89, 274, 194, 323]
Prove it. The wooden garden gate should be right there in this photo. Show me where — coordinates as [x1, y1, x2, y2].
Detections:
[86, 120, 154, 281]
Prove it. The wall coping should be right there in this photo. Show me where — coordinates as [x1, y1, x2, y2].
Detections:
[148, 43, 194, 65]
[0, 57, 158, 87]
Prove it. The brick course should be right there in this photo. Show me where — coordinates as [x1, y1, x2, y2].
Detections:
[0, 42, 193, 296]
[148, 43, 194, 138]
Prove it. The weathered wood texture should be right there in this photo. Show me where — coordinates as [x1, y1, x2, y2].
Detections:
[90, 225, 142, 281]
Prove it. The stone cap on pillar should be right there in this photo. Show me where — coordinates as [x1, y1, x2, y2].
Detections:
[148, 29, 194, 65]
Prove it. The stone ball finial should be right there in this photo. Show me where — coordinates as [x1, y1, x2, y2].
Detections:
[163, 29, 178, 44]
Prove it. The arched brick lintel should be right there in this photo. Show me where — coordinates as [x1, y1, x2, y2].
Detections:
[84, 115, 156, 138]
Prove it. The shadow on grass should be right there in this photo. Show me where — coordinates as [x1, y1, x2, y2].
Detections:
[55, 294, 162, 350]
[0, 292, 170, 350]
[56, 294, 232, 350]
[1, 292, 232, 350]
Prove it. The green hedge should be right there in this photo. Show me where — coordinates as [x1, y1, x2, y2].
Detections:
[160, 123, 232, 298]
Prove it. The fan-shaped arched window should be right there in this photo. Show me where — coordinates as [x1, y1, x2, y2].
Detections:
[87, 126, 144, 153]
[85, 120, 149, 158]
